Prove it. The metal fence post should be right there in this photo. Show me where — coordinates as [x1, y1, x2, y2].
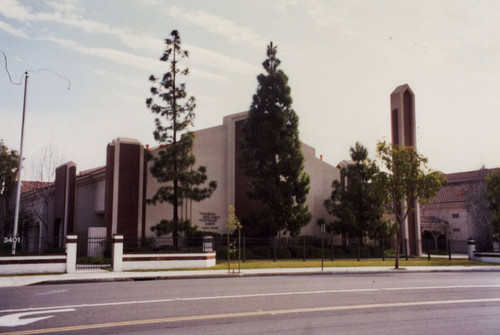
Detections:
[321, 234, 324, 271]
[448, 239, 452, 261]
[331, 237, 334, 261]
[273, 237, 276, 262]
[242, 236, 246, 263]
[357, 238, 360, 262]
[404, 238, 408, 261]
[303, 236, 306, 262]
[427, 239, 431, 260]
[382, 239, 385, 261]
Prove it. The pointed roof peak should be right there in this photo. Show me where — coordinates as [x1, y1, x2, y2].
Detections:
[391, 83, 414, 95]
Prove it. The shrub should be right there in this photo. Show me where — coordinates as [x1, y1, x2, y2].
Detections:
[216, 246, 228, 259]
[301, 236, 322, 248]
[342, 246, 357, 258]
[242, 248, 253, 260]
[77, 257, 111, 265]
[288, 245, 305, 258]
[306, 245, 322, 258]
[154, 245, 177, 253]
[359, 245, 372, 258]
[276, 247, 291, 259]
[384, 249, 397, 258]
[330, 246, 345, 258]
[371, 247, 384, 258]
[251, 246, 272, 259]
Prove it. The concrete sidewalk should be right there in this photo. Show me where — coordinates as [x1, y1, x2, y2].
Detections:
[1, 265, 499, 288]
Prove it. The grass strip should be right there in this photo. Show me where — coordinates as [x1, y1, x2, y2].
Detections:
[135, 258, 497, 272]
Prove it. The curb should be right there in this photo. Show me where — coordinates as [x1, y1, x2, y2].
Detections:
[24, 266, 500, 287]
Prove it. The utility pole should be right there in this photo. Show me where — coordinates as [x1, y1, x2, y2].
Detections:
[11, 72, 28, 255]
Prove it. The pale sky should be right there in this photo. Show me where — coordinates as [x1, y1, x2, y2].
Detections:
[1, 0, 500, 179]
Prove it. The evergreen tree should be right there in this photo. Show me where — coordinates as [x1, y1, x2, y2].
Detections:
[146, 30, 217, 243]
[240, 42, 310, 237]
[324, 143, 388, 242]
[0, 140, 19, 237]
[485, 170, 500, 241]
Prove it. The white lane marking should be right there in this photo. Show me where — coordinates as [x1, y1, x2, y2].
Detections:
[35, 289, 68, 296]
[2, 284, 500, 314]
[0, 309, 75, 327]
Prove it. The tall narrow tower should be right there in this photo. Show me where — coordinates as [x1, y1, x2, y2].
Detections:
[390, 84, 421, 256]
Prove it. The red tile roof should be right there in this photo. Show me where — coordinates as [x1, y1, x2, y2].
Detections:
[427, 168, 497, 205]
[21, 181, 53, 193]
[431, 182, 470, 204]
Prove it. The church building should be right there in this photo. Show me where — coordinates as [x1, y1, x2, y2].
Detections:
[38, 112, 338, 244]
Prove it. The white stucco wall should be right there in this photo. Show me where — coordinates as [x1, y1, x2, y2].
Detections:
[145, 125, 229, 235]
[75, 180, 105, 235]
[121, 252, 216, 270]
[0, 255, 67, 274]
[421, 203, 473, 240]
[144, 114, 340, 238]
[189, 125, 228, 233]
[300, 143, 340, 235]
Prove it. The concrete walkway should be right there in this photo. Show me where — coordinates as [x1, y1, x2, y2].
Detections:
[1, 265, 499, 288]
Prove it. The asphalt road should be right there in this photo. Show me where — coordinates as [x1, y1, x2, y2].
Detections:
[1, 272, 500, 334]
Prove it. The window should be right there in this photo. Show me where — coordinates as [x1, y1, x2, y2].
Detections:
[453, 228, 460, 232]
[452, 213, 460, 219]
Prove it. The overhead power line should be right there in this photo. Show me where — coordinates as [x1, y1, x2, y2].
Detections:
[1, 50, 71, 89]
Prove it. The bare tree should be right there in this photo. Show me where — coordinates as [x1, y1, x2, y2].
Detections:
[465, 167, 492, 242]
[425, 217, 448, 251]
[22, 140, 64, 241]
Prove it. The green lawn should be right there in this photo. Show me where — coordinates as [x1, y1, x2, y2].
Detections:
[149, 258, 496, 272]
[218, 258, 494, 269]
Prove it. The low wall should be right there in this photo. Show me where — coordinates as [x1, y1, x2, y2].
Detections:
[0, 255, 67, 274]
[473, 252, 500, 264]
[121, 252, 216, 271]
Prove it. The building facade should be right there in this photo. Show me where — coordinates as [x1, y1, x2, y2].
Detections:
[420, 169, 493, 250]
[22, 112, 339, 244]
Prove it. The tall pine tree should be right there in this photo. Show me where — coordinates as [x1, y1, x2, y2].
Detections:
[240, 42, 310, 237]
[146, 30, 217, 243]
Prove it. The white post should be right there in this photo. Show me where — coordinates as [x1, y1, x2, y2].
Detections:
[66, 235, 77, 273]
[467, 239, 475, 260]
[112, 235, 123, 272]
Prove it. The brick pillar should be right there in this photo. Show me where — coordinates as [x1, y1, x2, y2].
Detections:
[105, 138, 146, 240]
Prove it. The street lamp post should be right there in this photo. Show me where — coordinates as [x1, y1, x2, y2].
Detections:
[11, 72, 28, 255]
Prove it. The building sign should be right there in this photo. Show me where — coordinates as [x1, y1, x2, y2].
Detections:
[199, 212, 220, 230]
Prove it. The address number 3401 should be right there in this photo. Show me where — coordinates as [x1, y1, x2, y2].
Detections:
[3, 237, 21, 243]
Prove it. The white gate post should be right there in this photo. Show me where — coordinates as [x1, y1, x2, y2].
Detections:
[467, 239, 475, 260]
[66, 235, 77, 273]
[112, 235, 124, 272]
